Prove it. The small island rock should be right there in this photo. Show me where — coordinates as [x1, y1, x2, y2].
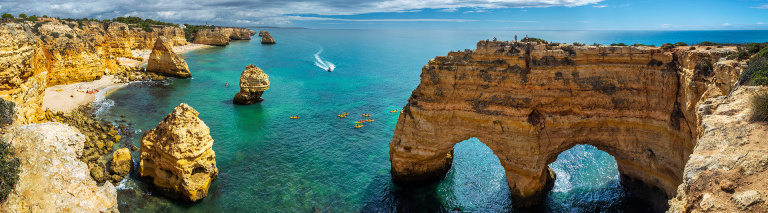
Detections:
[258, 30, 270, 37]
[233, 65, 270, 104]
[138, 103, 218, 202]
[110, 148, 132, 177]
[261, 35, 276, 44]
[146, 36, 191, 78]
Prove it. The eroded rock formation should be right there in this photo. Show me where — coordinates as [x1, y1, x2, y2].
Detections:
[261, 35, 275, 44]
[192, 27, 254, 46]
[147, 36, 191, 78]
[0, 23, 49, 125]
[390, 40, 744, 207]
[258, 30, 270, 37]
[139, 103, 218, 202]
[0, 123, 118, 212]
[110, 148, 132, 177]
[233, 64, 270, 104]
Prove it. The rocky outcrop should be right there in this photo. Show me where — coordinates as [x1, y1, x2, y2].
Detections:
[139, 103, 218, 202]
[258, 30, 270, 37]
[110, 148, 132, 177]
[0, 122, 118, 212]
[0, 23, 49, 125]
[233, 64, 270, 104]
[261, 35, 275, 44]
[389, 40, 743, 207]
[38, 22, 112, 87]
[146, 36, 191, 78]
[218, 27, 254, 40]
[667, 87, 768, 212]
[193, 29, 229, 46]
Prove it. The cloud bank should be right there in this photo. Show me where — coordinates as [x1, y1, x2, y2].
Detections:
[2, 0, 603, 26]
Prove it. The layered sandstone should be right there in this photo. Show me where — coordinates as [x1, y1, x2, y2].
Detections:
[233, 64, 270, 104]
[139, 103, 218, 202]
[667, 87, 768, 212]
[38, 22, 112, 87]
[0, 23, 49, 124]
[261, 35, 275, 44]
[258, 30, 270, 37]
[146, 36, 191, 78]
[193, 29, 229, 46]
[389, 41, 743, 207]
[0, 123, 118, 212]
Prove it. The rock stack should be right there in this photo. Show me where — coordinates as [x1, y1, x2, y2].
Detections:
[233, 65, 270, 104]
[261, 35, 276, 44]
[138, 103, 218, 202]
[146, 36, 191, 78]
[258, 30, 270, 37]
[193, 29, 229, 46]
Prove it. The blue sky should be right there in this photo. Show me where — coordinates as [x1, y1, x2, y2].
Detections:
[2, 0, 767, 30]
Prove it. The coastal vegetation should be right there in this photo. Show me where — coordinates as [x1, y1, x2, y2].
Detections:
[0, 138, 21, 202]
[752, 92, 768, 122]
[182, 24, 214, 41]
[739, 46, 768, 85]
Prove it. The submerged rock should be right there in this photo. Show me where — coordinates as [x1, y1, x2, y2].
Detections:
[0, 123, 118, 212]
[147, 36, 191, 78]
[139, 103, 218, 202]
[261, 35, 276, 44]
[233, 65, 270, 105]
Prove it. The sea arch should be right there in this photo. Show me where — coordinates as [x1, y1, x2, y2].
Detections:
[389, 41, 704, 207]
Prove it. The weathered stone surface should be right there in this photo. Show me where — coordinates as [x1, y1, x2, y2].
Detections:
[0, 23, 48, 125]
[193, 29, 229, 46]
[233, 65, 270, 104]
[147, 36, 191, 78]
[110, 148, 132, 177]
[258, 30, 270, 37]
[667, 87, 768, 213]
[0, 123, 118, 212]
[139, 103, 218, 202]
[389, 40, 744, 207]
[261, 35, 275, 44]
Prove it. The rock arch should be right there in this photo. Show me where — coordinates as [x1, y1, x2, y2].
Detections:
[388, 41, 732, 207]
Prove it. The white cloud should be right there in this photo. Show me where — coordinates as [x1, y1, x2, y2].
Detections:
[722, 23, 732, 26]
[758, 22, 766, 25]
[751, 3, 768, 9]
[1, 0, 605, 26]
[592, 5, 607, 8]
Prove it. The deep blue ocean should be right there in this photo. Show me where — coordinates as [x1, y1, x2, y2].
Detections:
[102, 29, 768, 212]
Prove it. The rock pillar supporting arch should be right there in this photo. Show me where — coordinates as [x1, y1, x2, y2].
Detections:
[390, 41, 699, 207]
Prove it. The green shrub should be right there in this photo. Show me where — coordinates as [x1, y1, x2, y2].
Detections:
[699, 41, 717, 46]
[751, 92, 768, 122]
[661, 43, 675, 50]
[689, 46, 696, 50]
[522, 37, 547, 44]
[675, 42, 688, 46]
[740, 48, 768, 85]
[0, 138, 21, 202]
[0, 98, 16, 126]
[632, 43, 649, 47]
[610, 43, 628, 46]
[65, 33, 73, 39]
[706, 47, 712, 50]
[573, 42, 584, 46]
[18, 13, 26, 19]
[50, 32, 60, 38]
[1, 13, 13, 19]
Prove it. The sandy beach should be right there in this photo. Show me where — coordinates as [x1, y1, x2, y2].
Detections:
[42, 75, 126, 113]
[116, 43, 212, 68]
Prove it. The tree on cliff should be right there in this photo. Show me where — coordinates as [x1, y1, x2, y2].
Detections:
[1, 13, 13, 19]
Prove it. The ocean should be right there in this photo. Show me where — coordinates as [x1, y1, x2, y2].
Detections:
[103, 29, 768, 212]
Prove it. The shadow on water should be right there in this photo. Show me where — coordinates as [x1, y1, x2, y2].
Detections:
[360, 174, 446, 213]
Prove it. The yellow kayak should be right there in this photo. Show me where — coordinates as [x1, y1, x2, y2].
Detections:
[290, 116, 300, 119]
[354, 125, 363, 129]
[390, 110, 399, 113]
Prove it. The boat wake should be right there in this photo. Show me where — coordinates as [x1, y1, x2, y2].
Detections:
[313, 48, 335, 72]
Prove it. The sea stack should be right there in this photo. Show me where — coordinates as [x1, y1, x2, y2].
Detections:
[233, 65, 270, 104]
[138, 103, 218, 202]
[261, 35, 276, 44]
[146, 36, 191, 78]
[258, 30, 270, 37]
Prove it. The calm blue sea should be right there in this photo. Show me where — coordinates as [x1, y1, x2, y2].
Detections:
[103, 29, 768, 212]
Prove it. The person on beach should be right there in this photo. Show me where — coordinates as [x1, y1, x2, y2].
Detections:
[225, 83, 228, 87]
[515, 35, 517, 42]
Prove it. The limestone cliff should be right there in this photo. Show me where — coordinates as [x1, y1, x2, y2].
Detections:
[261, 35, 275, 44]
[389, 41, 744, 207]
[193, 28, 229, 46]
[233, 64, 270, 104]
[0, 23, 49, 125]
[0, 123, 118, 212]
[139, 103, 218, 202]
[667, 87, 768, 212]
[39, 22, 110, 87]
[146, 36, 191, 78]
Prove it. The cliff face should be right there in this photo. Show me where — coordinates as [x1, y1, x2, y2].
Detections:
[0, 23, 49, 125]
[389, 41, 743, 207]
[193, 27, 253, 46]
[0, 123, 118, 212]
[233, 64, 269, 104]
[39, 22, 109, 87]
[139, 103, 218, 202]
[668, 86, 768, 212]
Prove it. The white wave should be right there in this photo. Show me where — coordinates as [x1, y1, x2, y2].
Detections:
[90, 84, 123, 117]
[313, 48, 335, 71]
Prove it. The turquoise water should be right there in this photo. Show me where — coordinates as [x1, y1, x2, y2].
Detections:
[104, 29, 768, 212]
